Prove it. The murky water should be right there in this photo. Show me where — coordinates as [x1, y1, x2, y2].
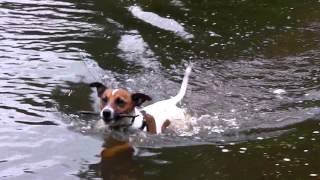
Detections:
[1, 0, 320, 179]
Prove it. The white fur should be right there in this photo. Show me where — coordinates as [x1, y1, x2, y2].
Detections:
[100, 105, 114, 118]
[131, 108, 144, 129]
[132, 65, 192, 133]
[112, 89, 119, 96]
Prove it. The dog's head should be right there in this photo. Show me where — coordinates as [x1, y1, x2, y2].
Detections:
[90, 82, 151, 127]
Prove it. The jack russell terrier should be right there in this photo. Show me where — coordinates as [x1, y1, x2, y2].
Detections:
[90, 65, 192, 134]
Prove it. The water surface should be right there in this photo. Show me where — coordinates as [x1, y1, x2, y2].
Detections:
[0, 0, 320, 179]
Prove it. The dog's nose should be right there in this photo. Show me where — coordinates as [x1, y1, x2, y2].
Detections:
[102, 109, 112, 122]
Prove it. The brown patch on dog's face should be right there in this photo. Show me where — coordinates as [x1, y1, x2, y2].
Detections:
[90, 82, 152, 118]
[99, 89, 135, 114]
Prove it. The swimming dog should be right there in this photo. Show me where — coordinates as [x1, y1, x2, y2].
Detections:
[90, 65, 191, 134]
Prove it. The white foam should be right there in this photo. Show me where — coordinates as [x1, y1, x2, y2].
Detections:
[273, 89, 286, 94]
[128, 6, 193, 39]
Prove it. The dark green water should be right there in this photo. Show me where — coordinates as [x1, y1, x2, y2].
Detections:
[0, 0, 320, 179]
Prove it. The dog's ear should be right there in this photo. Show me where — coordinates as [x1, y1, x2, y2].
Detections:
[131, 93, 152, 106]
[89, 82, 106, 97]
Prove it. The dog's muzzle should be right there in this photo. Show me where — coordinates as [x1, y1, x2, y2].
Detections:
[101, 109, 115, 123]
[101, 108, 125, 123]
[101, 108, 139, 129]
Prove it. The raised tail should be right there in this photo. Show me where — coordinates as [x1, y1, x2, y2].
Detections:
[171, 65, 192, 104]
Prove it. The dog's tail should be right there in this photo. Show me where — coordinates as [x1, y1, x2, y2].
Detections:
[171, 65, 192, 104]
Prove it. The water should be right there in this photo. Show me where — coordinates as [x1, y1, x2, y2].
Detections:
[0, 0, 320, 179]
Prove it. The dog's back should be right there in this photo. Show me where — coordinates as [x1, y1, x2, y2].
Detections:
[142, 65, 192, 133]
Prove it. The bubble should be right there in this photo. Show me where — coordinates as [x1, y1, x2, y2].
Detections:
[273, 89, 286, 94]
[210, 43, 219, 47]
[283, 158, 291, 162]
[222, 149, 230, 153]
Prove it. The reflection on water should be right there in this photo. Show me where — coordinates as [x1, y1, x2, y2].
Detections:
[92, 136, 141, 180]
[129, 5, 194, 39]
[0, 0, 320, 179]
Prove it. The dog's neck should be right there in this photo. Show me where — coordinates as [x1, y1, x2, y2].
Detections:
[130, 108, 144, 129]
[108, 108, 156, 133]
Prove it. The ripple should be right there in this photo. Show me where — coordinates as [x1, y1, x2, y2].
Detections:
[117, 30, 159, 69]
[0, 0, 102, 178]
[0, 159, 60, 178]
[15, 120, 58, 126]
[1, 0, 320, 178]
[0, 154, 31, 162]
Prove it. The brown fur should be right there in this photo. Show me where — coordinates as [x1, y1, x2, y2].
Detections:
[100, 89, 135, 114]
[161, 119, 171, 133]
[101, 142, 133, 159]
[143, 113, 157, 134]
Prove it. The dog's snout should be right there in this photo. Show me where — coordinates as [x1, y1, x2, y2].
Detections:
[102, 109, 113, 122]
[103, 110, 111, 118]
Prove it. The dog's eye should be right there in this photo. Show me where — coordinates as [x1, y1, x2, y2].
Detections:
[102, 97, 108, 103]
[115, 98, 126, 107]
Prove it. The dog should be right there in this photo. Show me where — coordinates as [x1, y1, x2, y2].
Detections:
[90, 65, 192, 134]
